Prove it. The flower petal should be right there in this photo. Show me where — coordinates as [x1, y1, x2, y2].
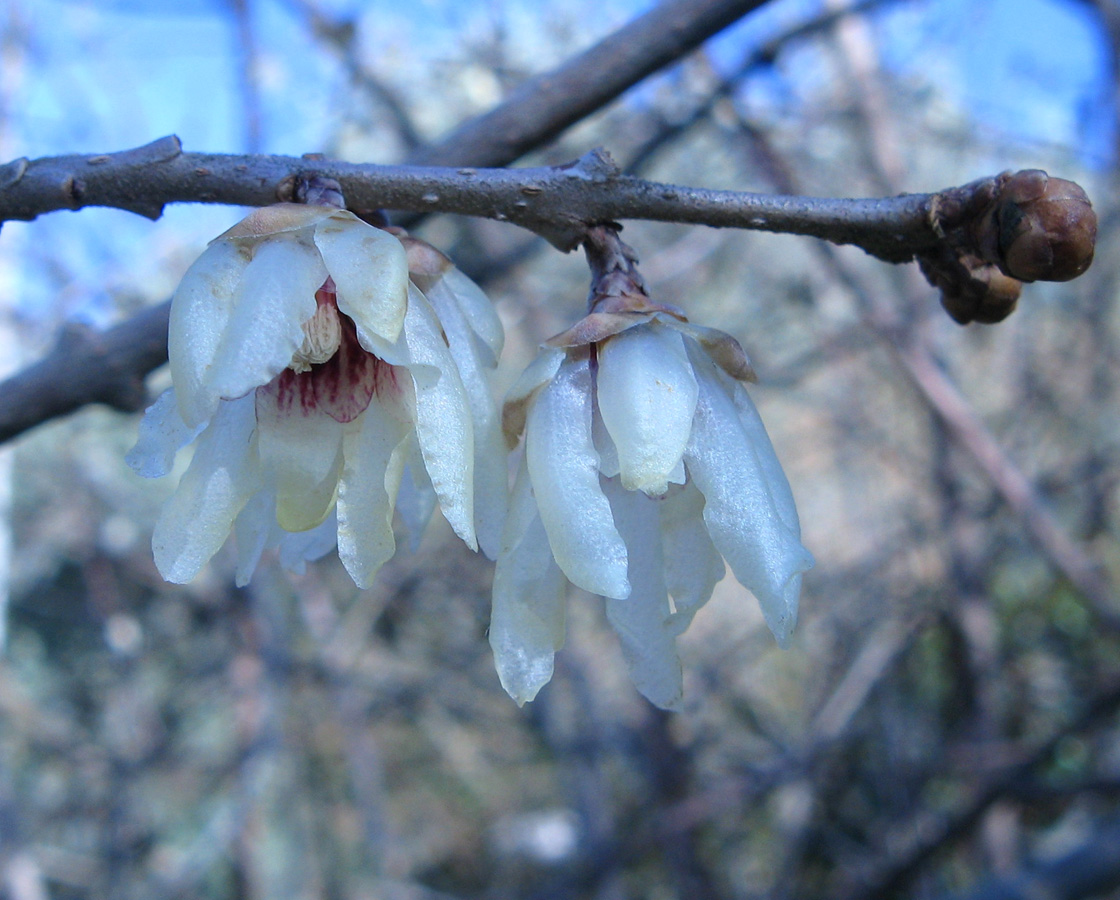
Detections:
[425, 275, 508, 559]
[683, 344, 813, 646]
[660, 480, 724, 636]
[490, 457, 567, 705]
[726, 373, 802, 535]
[596, 324, 698, 496]
[217, 203, 336, 241]
[278, 508, 339, 574]
[439, 266, 505, 362]
[127, 388, 206, 478]
[336, 395, 411, 589]
[207, 237, 327, 403]
[591, 400, 620, 479]
[168, 238, 251, 426]
[401, 285, 477, 549]
[526, 353, 629, 599]
[255, 379, 346, 533]
[315, 213, 409, 344]
[152, 394, 262, 583]
[502, 346, 564, 448]
[395, 436, 438, 551]
[603, 478, 683, 709]
[233, 489, 275, 586]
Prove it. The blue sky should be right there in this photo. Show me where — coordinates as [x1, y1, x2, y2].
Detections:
[7, 0, 1109, 160]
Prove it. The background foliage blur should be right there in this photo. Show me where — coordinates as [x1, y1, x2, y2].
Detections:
[2, 0, 1120, 898]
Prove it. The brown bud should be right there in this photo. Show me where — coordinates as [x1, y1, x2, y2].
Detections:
[919, 252, 1022, 325]
[974, 170, 1097, 283]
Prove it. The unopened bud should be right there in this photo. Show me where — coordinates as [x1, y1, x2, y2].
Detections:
[973, 170, 1096, 283]
[919, 253, 1022, 325]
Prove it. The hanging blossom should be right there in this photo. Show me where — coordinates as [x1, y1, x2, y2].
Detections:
[490, 226, 814, 709]
[127, 201, 506, 588]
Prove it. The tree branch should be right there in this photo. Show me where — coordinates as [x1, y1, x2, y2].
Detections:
[404, 0, 773, 168]
[0, 305, 170, 442]
[1, 139, 940, 256]
[0, 0, 1097, 444]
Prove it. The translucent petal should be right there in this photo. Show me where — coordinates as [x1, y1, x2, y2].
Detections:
[502, 347, 565, 448]
[660, 480, 724, 636]
[603, 478, 683, 709]
[490, 459, 567, 705]
[207, 238, 326, 403]
[526, 354, 629, 599]
[499, 450, 537, 554]
[440, 267, 504, 362]
[168, 239, 251, 426]
[426, 275, 508, 559]
[401, 285, 477, 549]
[127, 388, 205, 478]
[591, 401, 620, 478]
[336, 396, 411, 589]
[725, 372, 801, 534]
[683, 344, 813, 646]
[233, 489, 275, 587]
[597, 324, 698, 496]
[278, 508, 338, 574]
[152, 394, 261, 583]
[395, 437, 438, 551]
[255, 381, 345, 533]
[315, 213, 409, 344]
[217, 203, 335, 241]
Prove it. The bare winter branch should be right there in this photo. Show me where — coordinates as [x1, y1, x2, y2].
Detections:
[1, 139, 1071, 265]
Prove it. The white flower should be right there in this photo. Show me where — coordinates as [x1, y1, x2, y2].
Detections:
[490, 315, 813, 709]
[128, 204, 506, 588]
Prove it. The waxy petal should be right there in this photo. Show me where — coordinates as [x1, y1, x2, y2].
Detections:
[233, 490, 275, 587]
[502, 346, 564, 448]
[597, 324, 698, 496]
[603, 478, 683, 710]
[426, 276, 508, 559]
[168, 238, 251, 426]
[439, 266, 505, 362]
[278, 509, 339, 573]
[683, 344, 813, 646]
[336, 395, 411, 589]
[526, 354, 629, 599]
[315, 213, 409, 344]
[152, 394, 262, 583]
[395, 436, 437, 550]
[401, 285, 477, 549]
[255, 381, 345, 533]
[726, 373, 801, 534]
[217, 203, 335, 241]
[127, 388, 206, 478]
[207, 238, 326, 403]
[490, 458, 567, 705]
[660, 480, 724, 636]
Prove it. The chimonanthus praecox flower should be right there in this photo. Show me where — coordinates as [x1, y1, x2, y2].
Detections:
[127, 203, 506, 588]
[490, 229, 813, 709]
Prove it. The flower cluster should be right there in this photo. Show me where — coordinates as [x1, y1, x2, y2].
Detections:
[128, 203, 505, 588]
[131, 211, 811, 709]
[490, 229, 813, 708]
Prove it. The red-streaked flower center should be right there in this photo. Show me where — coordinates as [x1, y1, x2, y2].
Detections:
[259, 279, 399, 423]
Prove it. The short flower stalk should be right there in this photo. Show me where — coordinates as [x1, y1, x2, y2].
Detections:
[490, 225, 814, 709]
